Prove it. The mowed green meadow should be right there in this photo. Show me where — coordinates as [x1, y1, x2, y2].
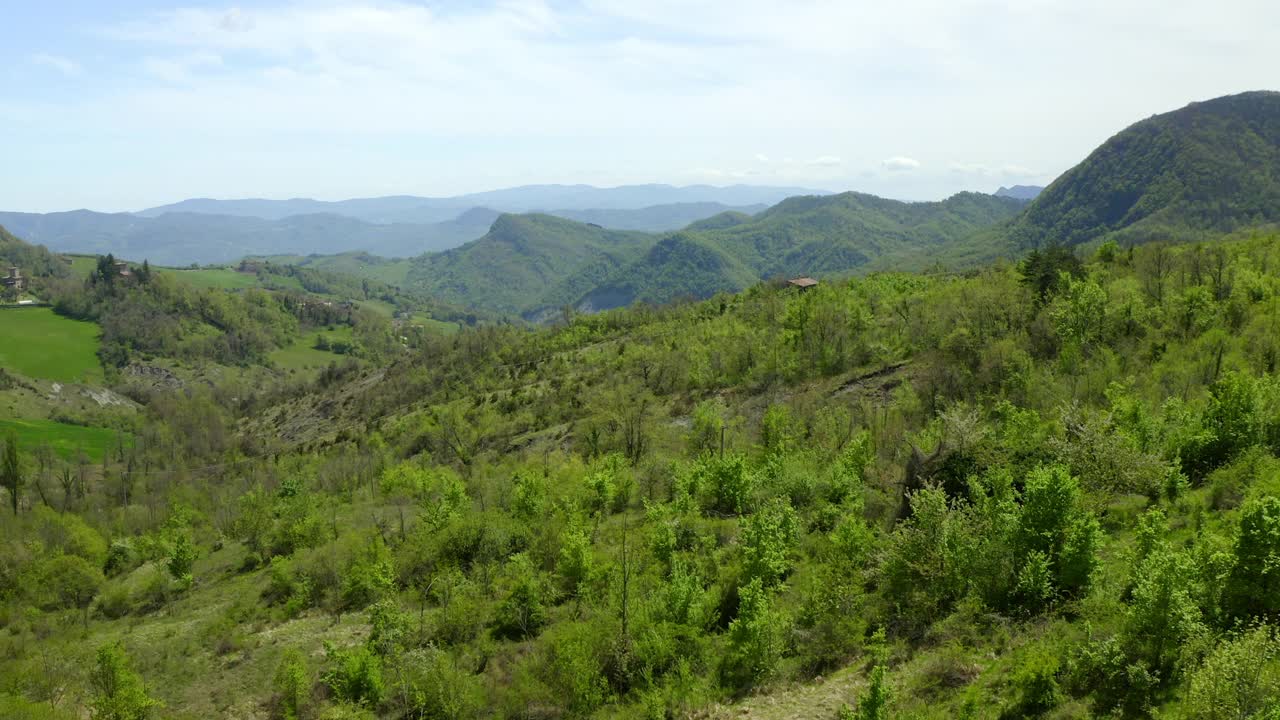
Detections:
[0, 307, 103, 383]
[0, 417, 125, 461]
[269, 327, 355, 373]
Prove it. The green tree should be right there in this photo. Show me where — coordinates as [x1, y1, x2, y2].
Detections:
[3, 431, 22, 515]
[721, 578, 784, 692]
[273, 649, 309, 720]
[323, 643, 384, 708]
[857, 662, 892, 720]
[1224, 496, 1280, 623]
[167, 532, 197, 584]
[89, 644, 161, 720]
[1013, 464, 1101, 605]
[740, 498, 799, 586]
[1019, 245, 1084, 302]
[494, 554, 549, 640]
[1182, 624, 1280, 720]
[39, 554, 103, 628]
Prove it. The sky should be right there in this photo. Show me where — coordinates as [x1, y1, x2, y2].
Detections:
[1, 0, 1277, 213]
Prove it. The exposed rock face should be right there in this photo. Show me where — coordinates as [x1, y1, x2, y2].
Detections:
[123, 364, 185, 391]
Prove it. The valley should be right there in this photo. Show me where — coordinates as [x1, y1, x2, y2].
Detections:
[3, 89, 1280, 720]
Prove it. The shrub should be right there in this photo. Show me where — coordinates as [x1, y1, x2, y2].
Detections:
[1013, 464, 1101, 604]
[167, 532, 197, 583]
[493, 553, 550, 640]
[556, 521, 596, 598]
[395, 648, 482, 720]
[323, 643, 384, 708]
[89, 644, 161, 720]
[695, 454, 753, 516]
[273, 649, 309, 720]
[1003, 648, 1061, 717]
[429, 571, 486, 646]
[342, 539, 396, 610]
[546, 624, 610, 716]
[1223, 496, 1280, 623]
[1181, 624, 1280, 720]
[740, 498, 799, 586]
[721, 578, 784, 692]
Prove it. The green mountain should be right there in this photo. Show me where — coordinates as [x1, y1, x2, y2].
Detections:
[1008, 90, 1280, 247]
[405, 213, 657, 317]
[581, 191, 1026, 310]
[402, 192, 1023, 317]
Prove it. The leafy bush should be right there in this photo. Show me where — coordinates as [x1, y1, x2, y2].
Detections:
[394, 648, 482, 720]
[1181, 624, 1280, 719]
[1223, 496, 1280, 623]
[494, 553, 550, 640]
[273, 649, 309, 720]
[323, 643, 384, 709]
[89, 644, 161, 720]
[342, 539, 396, 610]
[720, 578, 784, 692]
[694, 454, 753, 516]
[740, 498, 799, 586]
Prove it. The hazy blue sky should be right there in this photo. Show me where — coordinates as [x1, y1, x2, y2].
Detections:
[3, 0, 1276, 212]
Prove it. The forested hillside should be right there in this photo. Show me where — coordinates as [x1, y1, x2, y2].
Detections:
[1007, 90, 1280, 248]
[579, 191, 1026, 309]
[405, 214, 658, 317]
[401, 192, 1024, 317]
[6, 222, 1280, 717]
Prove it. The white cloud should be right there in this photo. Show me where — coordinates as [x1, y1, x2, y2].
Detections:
[6, 0, 1280, 209]
[882, 156, 921, 172]
[30, 53, 82, 77]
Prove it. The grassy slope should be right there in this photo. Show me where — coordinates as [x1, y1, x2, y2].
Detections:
[0, 307, 102, 383]
[269, 326, 357, 374]
[0, 417, 124, 461]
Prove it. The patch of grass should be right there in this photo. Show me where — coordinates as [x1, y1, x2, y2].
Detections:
[413, 316, 460, 335]
[269, 327, 357, 373]
[0, 417, 126, 461]
[67, 255, 99, 277]
[0, 307, 102, 383]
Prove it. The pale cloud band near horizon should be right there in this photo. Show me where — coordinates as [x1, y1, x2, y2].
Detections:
[3, 0, 1277, 211]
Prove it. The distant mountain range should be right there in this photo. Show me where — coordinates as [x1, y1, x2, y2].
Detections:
[994, 185, 1043, 200]
[6, 91, 1277, 321]
[135, 184, 826, 224]
[405, 191, 1027, 317]
[396, 91, 1280, 318]
[0, 199, 771, 266]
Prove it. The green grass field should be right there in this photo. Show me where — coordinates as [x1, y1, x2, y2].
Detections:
[66, 255, 99, 278]
[0, 417, 126, 460]
[413, 315, 460, 334]
[269, 327, 356, 373]
[0, 307, 103, 383]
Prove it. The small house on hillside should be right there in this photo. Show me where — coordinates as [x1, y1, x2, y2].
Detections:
[788, 277, 819, 290]
[3, 267, 26, 292]
[114, 261, 132, 278]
